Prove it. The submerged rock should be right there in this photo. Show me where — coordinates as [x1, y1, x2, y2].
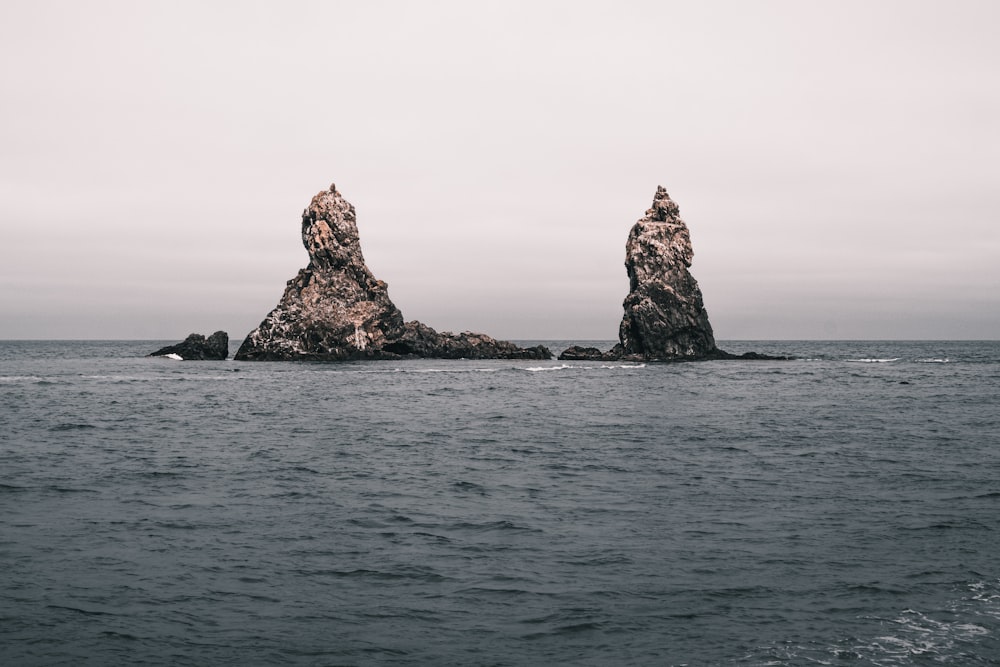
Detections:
[559, 187, 786, 362]
[235, 184, 550, 361]
[149, 331, 229, 360]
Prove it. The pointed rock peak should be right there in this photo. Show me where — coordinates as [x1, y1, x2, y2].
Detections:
[646, 185, 680, 221]
[557, 185, 790, 364]
[234, 181, 551, 362]
[301, 184, 362, 271]
[559, 186, 715, 362]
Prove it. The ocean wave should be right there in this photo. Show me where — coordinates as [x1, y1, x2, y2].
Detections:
[409, 368, 498, 374]
[525, 364, 573, 372]
[46, 604, 117, 617]
[49, 422, 97, 431]
[4, 338, 998, 666]
[318, 367, 403, 375]
[861, 608, 990, 663]
[75, 373, 248, 383]
[847, 358, 900, 363]
[751, 579, 1000, 665]
[0, 375, 45, 383]
[523, 363, 646, 372]
[320, 367, 500, 375]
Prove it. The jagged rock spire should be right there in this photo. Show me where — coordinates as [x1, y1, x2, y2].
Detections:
[235, 184, 550, 361]
[559, 186, 721, 362]
[235, 184, 405, 360]
[617, 186, 719, 359]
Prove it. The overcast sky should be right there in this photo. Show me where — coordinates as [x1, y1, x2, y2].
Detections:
[2, 0, 997, 340]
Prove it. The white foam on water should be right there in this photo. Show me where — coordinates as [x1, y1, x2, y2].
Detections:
[862, 608, 989, 662]
[164, 353, 183, 361]
[847, 358, 899, 363]
[916, 358, 950, 363]
[316, 367, 502, 375]
[409, 368, 499, 374]
[851, 580, 1000, 664]
[343, 368, 403, 374]
[525, 364, 573, 372]
[524, 363, 647, 372]
[747, 579, 1000, 665]
[0, 375, 45, 383]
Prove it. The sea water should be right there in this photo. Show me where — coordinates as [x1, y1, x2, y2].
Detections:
[1, 340, 999, 665]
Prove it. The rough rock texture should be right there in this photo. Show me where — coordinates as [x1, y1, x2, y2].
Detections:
[234, 184, 405, 361]
[384, 322, 551, 360]
[149, 331, 229, 360]
[614, 186, 721, 360]
[235, 184, 551, 361]
[558, 345, 620, 361]
[558, 187, 787, 362]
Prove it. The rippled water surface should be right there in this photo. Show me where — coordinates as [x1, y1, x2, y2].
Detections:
[2, 340, 999, 665]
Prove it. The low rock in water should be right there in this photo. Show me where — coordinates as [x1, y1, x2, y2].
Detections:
[149, 331, 229, 360]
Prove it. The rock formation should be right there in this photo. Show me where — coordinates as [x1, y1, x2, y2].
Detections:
[235, 184, 550, 361]
[615, 185, 721, 360]
[559, 187, 785, 362]
[384, 322, 551, 360]
[149, 331, 229, 360]
[557, 345, 614, 361]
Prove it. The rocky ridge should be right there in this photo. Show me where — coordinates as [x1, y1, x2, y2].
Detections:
[149, 331, 229, 360]
[235, 184, 550, 361]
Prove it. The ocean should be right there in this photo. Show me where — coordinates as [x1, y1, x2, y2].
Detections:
[1, 339, 999, 666]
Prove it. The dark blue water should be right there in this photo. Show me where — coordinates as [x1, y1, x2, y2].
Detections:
[2, 340, 999, 665]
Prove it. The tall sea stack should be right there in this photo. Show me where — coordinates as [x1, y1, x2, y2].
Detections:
[235, 184, 550, 361]
[560, 186, 724, 361]
[617, 186, 720, 359]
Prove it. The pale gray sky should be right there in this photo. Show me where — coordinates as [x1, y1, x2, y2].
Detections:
[2, 0, 998, 340]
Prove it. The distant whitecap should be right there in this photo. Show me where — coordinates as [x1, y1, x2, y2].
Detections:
[848, 358, 899, 363]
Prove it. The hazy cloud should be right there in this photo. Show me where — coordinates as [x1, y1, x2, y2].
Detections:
[2, 0, 998, 339]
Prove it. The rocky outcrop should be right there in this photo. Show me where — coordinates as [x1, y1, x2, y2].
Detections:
[233, 183, 405, 361]
[559, 187, 787, 362]
[149, 331, 229, 360]
[614, 185, 721, 360]
[558, 345, 619, 361]
[384, 322, 551, 360]
[235, 184, 551, 361]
